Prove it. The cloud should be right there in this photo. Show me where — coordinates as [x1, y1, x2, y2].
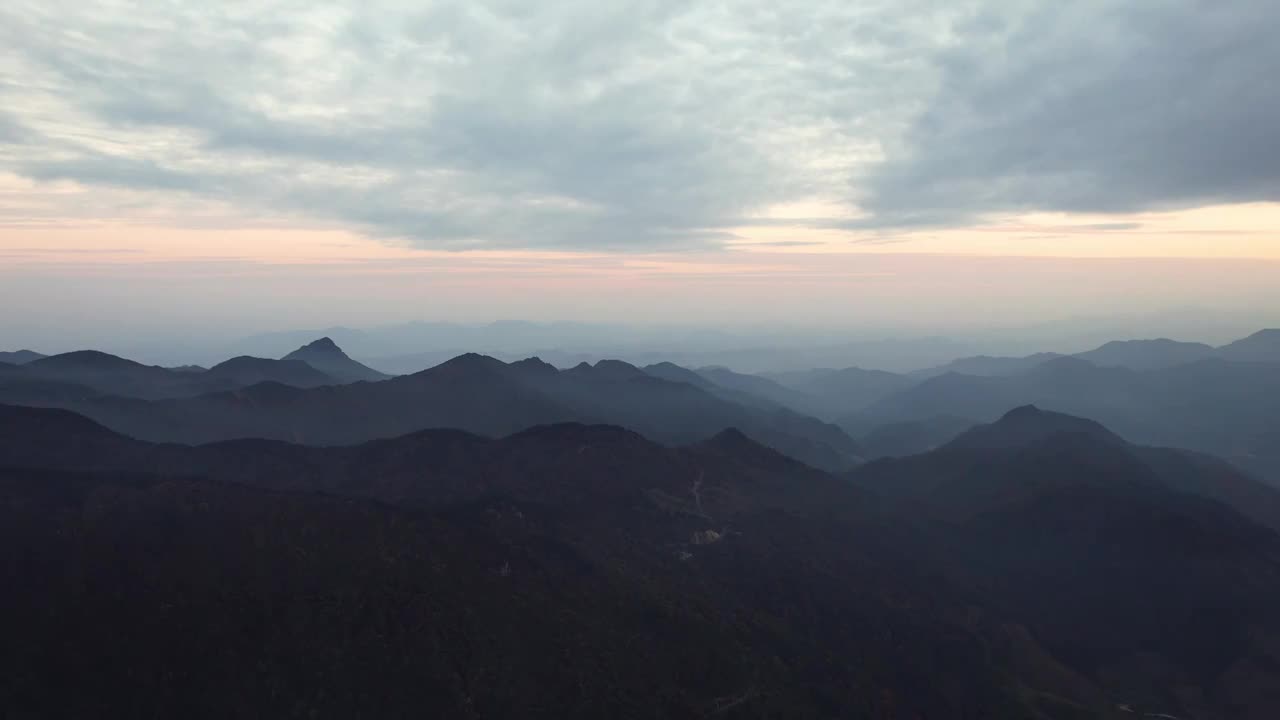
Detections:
[0, 247, 144, 254]
[857, 0, 1280, 227]
[0, 1, 1274, 249]
[1073, 223, 1142, 232]
[0, 113, 28, 143]
[730, 240, 826, 247]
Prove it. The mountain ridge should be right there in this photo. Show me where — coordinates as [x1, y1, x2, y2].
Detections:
[282, 337, 390, 383]
[4, 401, 1280, 718]
[15, 352, 863, 470]
[0, 350, 45, 365]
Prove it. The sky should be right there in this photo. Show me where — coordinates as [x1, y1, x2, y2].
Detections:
[1, 0, 1278, 350]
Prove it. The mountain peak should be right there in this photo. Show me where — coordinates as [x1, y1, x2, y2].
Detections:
[205, 356, 332, 387]
[283, 338, 388, 383]
[642, 362, 711, 388]
[707, 426, 755, 446]
[1216, 328, 1280, 363]
[0, 349, 46, 365]
[1001, 404, 1044, 420]
[945, 405, 1126, 451]
[300, 336, 341, 352]
[1075, 337, 1215, 370]
[29, 350, 148, 371]
[423, 353, 507, 375]
[592, 359, 645, 379]
[700, 427, 810, 470]
[507, 357, 559, 377]
[562, 359, 647, 382]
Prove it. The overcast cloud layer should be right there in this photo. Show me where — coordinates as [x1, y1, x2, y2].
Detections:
[1, 0, 1276, 249]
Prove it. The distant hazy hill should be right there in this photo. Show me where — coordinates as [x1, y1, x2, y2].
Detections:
[8, 354, 862, 471]
[851, 355, 1280, 483]
[1218, 328, 1280, 363]
[943, 404, 1127, 451]
[1074, 338, 1215, 369]
[238, 322, 975, 374]
[709, 330, 1274, 424]
[693, 365, 830, 413]
[850, 415, 977, 459]
[0, 340, 394, 406]
[20, 350, 202, 400]
[204, 355, 335, 388]
[282, 337, 390, 382]
[913, 352, 1064, 378]
[916, 329, 1280, 378]
[760, 366, 915, 418]
[0, 350, 44, 365]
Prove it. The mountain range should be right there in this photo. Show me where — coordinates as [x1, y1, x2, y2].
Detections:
[0, 349, 44, 365]
[637, 330, 1280, 481]
[849, 406, 1280, 717]
[5, 329, 1280, 481]
[917, 330, 1280, 377]
[3, 401, 1279, 718]
[848, 356, 1280, 482]
[0, 337, 389, 402]
[20, 351, 861, 471]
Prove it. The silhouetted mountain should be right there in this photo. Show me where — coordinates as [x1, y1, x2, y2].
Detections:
[518, 360, 863, 470]
[850, 415, 977, 459]
[641, 361, 716, 387]
[944, 404, 1126, 451]
[856, 355, 1280, 483]
[643, 362, 824, 416]
[205, 356, 335, 388]
[761, 366, 914, 418]
[20, 350, 199, 400]
[944, 405, 1280, 530]
[3, 343, 394, 405]
[0, 349, 44, 365]
[5, 402, 1280, 718]
[915, 339, 1210, 378]
[861, 371, 1010, 421]
[0, 376, 99, 406]
[282, 337, 390, 382]
[695, 365, 824, 410]
[1075, 338, 1215, 369]
[849, 411, 1280, 716]
[245, 324, 975, 375]
[507, 356, 561, 379]
[17, 355, 863, 470]
[563, 358, 648, 382]
[0, 407, 1020, 717]
[1218, 328, 1280, 363]
[913, 329, 1278, 380]
[857, 405, 1280, 534]
[27, 349, 148, 373]
[914, 352, 1065, 378]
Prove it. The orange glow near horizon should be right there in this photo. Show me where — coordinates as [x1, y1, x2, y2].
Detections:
[2, 173, 1278, 335]
[3, 172, 1277, 268]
